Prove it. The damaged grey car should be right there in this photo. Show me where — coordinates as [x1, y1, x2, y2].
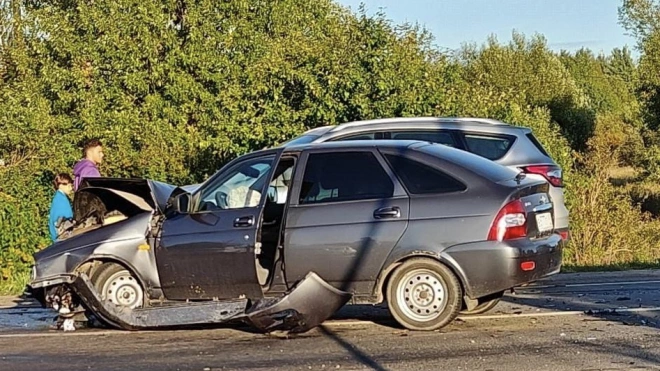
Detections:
[27, 140, 562, 333]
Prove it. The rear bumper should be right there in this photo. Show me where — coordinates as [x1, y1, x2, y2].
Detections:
[444, 233, 562, 299]
[556, 227, 570, 244]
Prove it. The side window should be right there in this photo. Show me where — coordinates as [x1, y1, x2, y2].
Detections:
[267, 158, 295, 205]
[336, 133, 375, 141]
[385, 154, 466, 194]
[197, 157, 274, 211]
[389, 131, 457, 147]
[299, 152, 394, 204]
[463, 134, 513, 160]
[332, 132, 387, 141]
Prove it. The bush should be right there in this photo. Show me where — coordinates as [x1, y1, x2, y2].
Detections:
[0, 168, 52, 294]
[1, 0, 659, 294]
[565, 114, 660, 266]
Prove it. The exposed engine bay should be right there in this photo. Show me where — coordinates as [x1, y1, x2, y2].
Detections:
[55, 183, 154, 241]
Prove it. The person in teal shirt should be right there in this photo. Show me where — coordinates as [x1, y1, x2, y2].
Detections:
[49, 173, 74, 242]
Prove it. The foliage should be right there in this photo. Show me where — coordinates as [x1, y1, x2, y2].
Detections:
[620, 0, 660, 129]
[2, 0, 660, 293]
[564, 114, 660, 266]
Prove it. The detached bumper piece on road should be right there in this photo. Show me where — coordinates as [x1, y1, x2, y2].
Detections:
[246, 272, 352, 333]
[70, 271, 351, 334]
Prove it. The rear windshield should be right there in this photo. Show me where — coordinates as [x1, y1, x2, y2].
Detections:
[463, 134, 513, 160]
[525, 133, 551, 157]
[415, 143, 520, 182]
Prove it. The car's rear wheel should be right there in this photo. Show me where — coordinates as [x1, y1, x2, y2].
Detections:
[386, 258, 462, 331]
[92, 262, 144, 309]
[459, 291, 504, 316]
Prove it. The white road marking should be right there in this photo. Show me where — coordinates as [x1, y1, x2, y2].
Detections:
[456, 306, 660, 320]
[0, 330, 155, 338]
[521, 280, 660, 290]
[2, 277, 660, 337]
[1, 305, 659, 338]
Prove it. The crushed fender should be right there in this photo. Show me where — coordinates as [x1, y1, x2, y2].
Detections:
[69, 271, 351, 333]
[71, 274, 248, 330]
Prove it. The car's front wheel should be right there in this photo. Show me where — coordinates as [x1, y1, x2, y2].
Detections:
[386, 258, 462, 331]
[92, 262, 144, 309]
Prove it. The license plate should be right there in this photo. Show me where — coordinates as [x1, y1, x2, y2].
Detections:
[535, 213, 553, 233]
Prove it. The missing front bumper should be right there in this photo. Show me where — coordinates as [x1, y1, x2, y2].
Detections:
[69, 271, 351, 333]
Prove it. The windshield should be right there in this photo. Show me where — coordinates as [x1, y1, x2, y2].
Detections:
[197, 157, 274, 211]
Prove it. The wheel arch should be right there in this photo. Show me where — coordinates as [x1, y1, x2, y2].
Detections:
[74, 256, 147, 291]
[372, 251, 472, 305]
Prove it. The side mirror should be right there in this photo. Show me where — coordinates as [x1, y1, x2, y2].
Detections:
[174, 193, 192, 214]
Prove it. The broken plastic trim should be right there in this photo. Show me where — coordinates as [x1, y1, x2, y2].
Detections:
[70, 273, 248, 330]
[70, 271, 352, 333]
[246, 272, 352, 333]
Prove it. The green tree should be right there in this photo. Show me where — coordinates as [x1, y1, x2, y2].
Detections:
[620, 0, 660, 129]
[457, 32, 594, 151]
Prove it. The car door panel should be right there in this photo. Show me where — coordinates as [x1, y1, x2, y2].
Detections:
[155, 153, 280, 301]
[283, 149, 409, 295]
[156, 210, 263, 300]
[284, 197, 409, 290]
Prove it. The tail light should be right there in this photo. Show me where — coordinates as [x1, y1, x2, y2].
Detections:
[488, 199, 527, 241]
[521, 165, 563, 187]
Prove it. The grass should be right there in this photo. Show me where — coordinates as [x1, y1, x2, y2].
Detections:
[625, 181, 660, 217]
[562, 262, 660, 273]
[608, 166, 660, 217]
[608, 166, 641, 186]
[0, 271, 30, 296]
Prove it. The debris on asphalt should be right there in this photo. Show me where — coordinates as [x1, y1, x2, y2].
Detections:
[584, 308, 620, 315]
[616, 297, 631, 301]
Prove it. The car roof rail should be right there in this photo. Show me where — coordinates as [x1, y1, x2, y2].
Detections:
[329, 117, 509, 132]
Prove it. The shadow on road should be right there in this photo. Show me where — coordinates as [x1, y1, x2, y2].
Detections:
[579, 339, 660, 366]
[318, 325, 388, 371]
[500, 287, 660, 330]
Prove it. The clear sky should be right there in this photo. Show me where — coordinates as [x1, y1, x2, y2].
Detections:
[336, 0, 638, 57]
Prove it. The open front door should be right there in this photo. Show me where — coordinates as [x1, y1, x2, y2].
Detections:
[155, 153, 280, 301]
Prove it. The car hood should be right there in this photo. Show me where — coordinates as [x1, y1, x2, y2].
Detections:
[76, 178, 178, 218]
[34, 212, 152, 262]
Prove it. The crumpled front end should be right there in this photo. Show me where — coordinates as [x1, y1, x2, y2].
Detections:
[64, 271, 351, 334]
[70, 273, 249, 330]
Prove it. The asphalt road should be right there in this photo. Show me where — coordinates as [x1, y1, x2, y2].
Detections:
[1, 269, 660, 371]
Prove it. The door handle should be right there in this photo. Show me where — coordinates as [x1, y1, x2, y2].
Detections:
[233, 216, 255, 227]
[373, 207, 401, 219]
